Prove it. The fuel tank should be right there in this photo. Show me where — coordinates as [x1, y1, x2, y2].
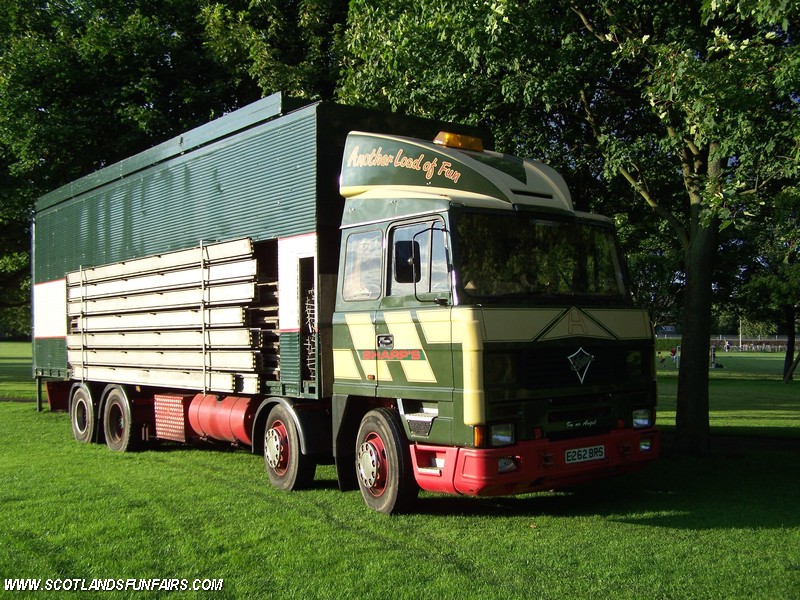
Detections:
[187, 394, 256, 446]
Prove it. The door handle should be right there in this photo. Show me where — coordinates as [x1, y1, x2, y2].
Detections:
[377, 334, 394, 349]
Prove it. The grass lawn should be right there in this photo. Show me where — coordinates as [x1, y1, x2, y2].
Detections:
[0, 401, 798, 599]
[1, 342, 799, 598]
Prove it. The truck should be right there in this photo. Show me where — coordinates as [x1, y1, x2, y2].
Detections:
[32, 93, 659, 514]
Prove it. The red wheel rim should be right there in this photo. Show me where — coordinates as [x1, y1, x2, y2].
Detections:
[358, 431, 387, 497]
[266, 420, 289, 475]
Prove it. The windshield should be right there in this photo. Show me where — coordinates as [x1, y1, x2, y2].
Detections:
[453, 211, 628, 302]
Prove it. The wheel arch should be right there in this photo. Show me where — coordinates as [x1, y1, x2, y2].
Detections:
[252, 397, 331, 458]
[333, 395, 398, 458]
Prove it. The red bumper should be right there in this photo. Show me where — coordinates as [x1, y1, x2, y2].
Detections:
[409, 428, 659, 497]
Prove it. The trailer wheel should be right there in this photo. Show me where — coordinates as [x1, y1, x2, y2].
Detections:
[355, 408, 418, 514]
[103, 387, 136, 452]
[264, 405, 315, 490]
[70, 384, 96, 443]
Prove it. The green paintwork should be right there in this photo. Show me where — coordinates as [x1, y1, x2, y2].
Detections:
[37, 94, 293, 213]
[33, 338, 68, 378]
[340, 195, 452, 230]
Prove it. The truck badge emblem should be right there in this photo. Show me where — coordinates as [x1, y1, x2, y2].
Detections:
[567, 347, 594, 384]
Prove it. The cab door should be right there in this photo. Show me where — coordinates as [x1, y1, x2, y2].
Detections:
[332, 228, 384, 397]
[375, 218, 454, 404]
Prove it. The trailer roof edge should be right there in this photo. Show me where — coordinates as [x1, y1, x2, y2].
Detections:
[37, 92, 311, 212]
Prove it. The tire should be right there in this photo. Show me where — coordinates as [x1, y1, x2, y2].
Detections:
[264, 404, 316, 491]
[355, 408, 418, 514]
[70, 384, 96, 444]
[102, 387, 136, 452]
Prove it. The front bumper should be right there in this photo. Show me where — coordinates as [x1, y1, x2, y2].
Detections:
[409, 428, 659, 496]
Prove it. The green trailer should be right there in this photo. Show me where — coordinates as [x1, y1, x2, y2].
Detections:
[33, 94, 658, 513]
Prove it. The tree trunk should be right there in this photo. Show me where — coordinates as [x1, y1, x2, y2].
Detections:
[786, 354, 800, 385]
[674, 221, 718, 456]
[782, 304, 796, 382]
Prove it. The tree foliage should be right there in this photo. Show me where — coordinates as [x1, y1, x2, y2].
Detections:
[201, 0, 349, 100]
[737, 188, 800, 378]
[0, 0, 264, 334]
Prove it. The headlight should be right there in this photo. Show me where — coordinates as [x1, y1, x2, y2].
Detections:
[632, 408, 652, 428]
[490, 423, 515, 447]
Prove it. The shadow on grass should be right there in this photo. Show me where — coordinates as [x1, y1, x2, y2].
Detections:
[413, 450, 800, 530]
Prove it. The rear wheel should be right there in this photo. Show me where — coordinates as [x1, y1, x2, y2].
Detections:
[355, 408, 418, 514]
[70, 384, 96, 443]
[103, 387, 136, 452]
[264, 404, 316, 490]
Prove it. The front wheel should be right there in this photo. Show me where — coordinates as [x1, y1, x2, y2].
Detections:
[264, 404, 316, 490]
[355, 408, 418, 514]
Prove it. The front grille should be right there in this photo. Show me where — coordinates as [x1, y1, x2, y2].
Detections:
[516, 345, 637, 390]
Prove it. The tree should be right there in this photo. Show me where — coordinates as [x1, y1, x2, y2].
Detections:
[338, 0, 800, 454]
[200, 0, 349, 99]
[568, 1, 798, 454]
[0, 0, 264, 334]
[738, 189, 800, 380]
[0, 152, 31, 337]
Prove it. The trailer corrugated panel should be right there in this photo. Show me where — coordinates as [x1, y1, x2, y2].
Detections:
[34, 107, 319, 284]
[279, 332, 302, 395]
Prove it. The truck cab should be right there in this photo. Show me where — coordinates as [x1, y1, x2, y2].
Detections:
[331, 131, 658, 512]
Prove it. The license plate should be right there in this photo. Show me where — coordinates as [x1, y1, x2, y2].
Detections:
[565, 445, 605, 464]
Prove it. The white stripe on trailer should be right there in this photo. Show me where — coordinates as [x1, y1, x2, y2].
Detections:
[33, 279, 67, 339]
[72, 365, 237, 393]
[73, 306, 245, 332]
[68, 348, 257, 371]
[278, 233, 317, 333]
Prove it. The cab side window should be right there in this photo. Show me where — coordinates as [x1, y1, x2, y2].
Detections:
[342, 230, 383, 301]
[389, 221, 449, 297]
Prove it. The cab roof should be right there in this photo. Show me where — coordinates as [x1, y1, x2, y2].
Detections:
[339, 131, 574, 227]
